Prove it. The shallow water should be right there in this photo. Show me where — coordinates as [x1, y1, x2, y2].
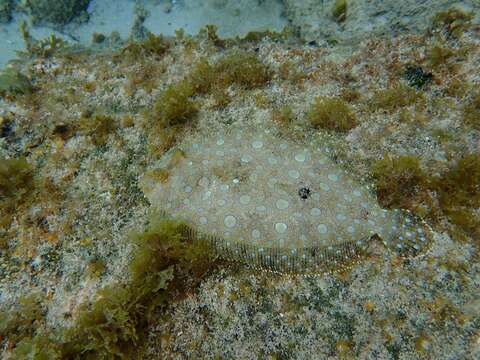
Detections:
[1, 1, 479, 359]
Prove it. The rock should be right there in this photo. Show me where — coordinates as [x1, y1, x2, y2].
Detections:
[283, 0, 480, 46]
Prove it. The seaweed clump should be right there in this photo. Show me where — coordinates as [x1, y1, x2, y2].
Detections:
[0, 67, 33, 98]
[434, 155, 480, 240]
[20, 0, 91, 26]
[0, 157, 34, 229]
[426, 44, 468, 70]
[18, 21, 70, 59]
[372, 155, 428, 210]
[307, 96, 357, 132]
[0, 0, 12, 23]
[120, 33, 171, 62]
[79, 113, 117, 146]
[0, 293, 46, 345]
[462, 87, 480, 129]
[59, 218, 214, 358]
[188, 50, 272, 93]
[272, 105, 295, 127]
[372, 154, 480, 242]
[147, 82, 197, 154]
[370, 84, 424, 113]
[213, 50, 272, 89]
[332, 0, 347, 23]
[153, 83, 198, 127]
[431, 7, 474, 38]
[2, 217, 217, 358]
[147, 51, 271, 154]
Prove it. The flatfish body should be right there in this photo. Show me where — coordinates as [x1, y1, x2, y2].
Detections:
[141, 125, 431, 274]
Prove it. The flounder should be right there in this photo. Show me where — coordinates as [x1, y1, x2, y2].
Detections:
[141, 124, 431, 274]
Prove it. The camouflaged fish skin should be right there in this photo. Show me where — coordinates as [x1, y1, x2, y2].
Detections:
[141, 125, 431, 274]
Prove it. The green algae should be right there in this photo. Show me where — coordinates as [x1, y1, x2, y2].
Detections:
[0, 157, 33, 199]
[18, 21, 70, 59]
[29, 34, 68, 58]
[201, 24, 226, 48]
[0, 0, 12, 23]
[0, 292, 46, 345]
[238, 28, 293, 44]
[372, 154, 480, 243]
[85, 259, 106, 279]
[2, 216, 217, 358]
[0, 68, 33, 97]
[372, 155, 427, 210]
[307, 96, 357, 132]
[0, 157, 34, 229]
[435, 155, 480, 240]
[272, 105, 295, 127]
[79, 114, 117, 146]
[431, 7, 474, 38]
[332, 0, 347, 23]
[119, 33, 171, 62]
[145, 50, 271, 154]
[462, 87, 480, 130]
[426, 44, 470, 70]
[152, 82, 198, 128]
[214, 50, 272, 89]
[21, 0, 91, 26]
[188, 50, 272, 93]
[370, 84, 424, 113]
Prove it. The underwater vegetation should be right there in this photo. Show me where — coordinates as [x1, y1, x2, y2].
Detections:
[431, 7, 474, 38]
[147, 81, 198, 155]
[0, 157, 34, 231]
[462, 87, 480, 129]
[0, 292, 46, 344]
[372, 155, 427, 210]
[0, 216, 217, 358]
[426, 44, 469, 71]
[119, 33, 171, 62]
[427, 44, 456, 68]
[79, 114, 117, 146]
[332, 0, 347, 23]
[0, 152, 65, 255]
[18, 21, 70, 59]
[152, 83, 198, 128]
[372, 154, 480, 242]
[146, 50, 272, 154]
[369, 84, 424, 113]
[20, 0, 91, 26]
[0, 67, 33, 98]
[188, 50, 273, 93]
[0, 0, 12, 23]
[272, 105, 295, 127]
[0, 157, 33, 200]
[307, 96, 357, 132]
[434, 155, 480, 240]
